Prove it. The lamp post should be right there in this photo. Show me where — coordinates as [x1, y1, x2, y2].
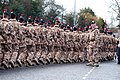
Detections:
[107, 11, 114, 28]
[62, 5, 64, 23]
[74, 0, 76, 26]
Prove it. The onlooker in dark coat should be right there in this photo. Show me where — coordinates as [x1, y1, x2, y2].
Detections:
[117, 41, 120, 64]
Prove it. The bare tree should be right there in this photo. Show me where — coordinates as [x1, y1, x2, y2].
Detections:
[110, 0, 120, 28]
[111, 0, 120, 19]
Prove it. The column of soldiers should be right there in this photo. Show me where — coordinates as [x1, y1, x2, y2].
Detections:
[0, 9, 117, 69]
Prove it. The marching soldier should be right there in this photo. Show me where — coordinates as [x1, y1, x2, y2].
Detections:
[39, 18, 44, 27]
[18, 14, 25, 26]
[1, 9, 9, 22]
[54, 18, 60, 27]
[86, 41, 94, 66]
[33, 17, 39, 26]
[86, 20, 100, 67]
[0, 9, 9, 30]
[0, 9, 118, 69]
[27, 16, 33, 27]
[9, 10, 20, 28]
[0, 9, 9, 69]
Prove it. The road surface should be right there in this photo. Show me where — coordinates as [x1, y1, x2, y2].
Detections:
[0, 60, 120, 80]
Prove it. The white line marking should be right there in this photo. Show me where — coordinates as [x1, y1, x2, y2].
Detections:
[82, 77, 86, 80]
[85, 74, 89, 77]
[82, 67, 95, 80]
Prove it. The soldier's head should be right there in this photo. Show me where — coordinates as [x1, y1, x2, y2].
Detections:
[51, 24, 54, 27]
[55, 18, 60, 25]
[60, 22, 64, 29]
[34, 17, 39, 24]
[39, 18, 44, 25]
[90, 19, 96, 30]
[107, 29, 113, 35]
[113, 34, 115, 37]
[19, 14, 24, 23]
[46, 20, 51, 26]
[3, 9, 9, 18]
[27, 16, 33, 24]
[57, 20, 60, 25]
[73, 27, 77, 31]
[10, 10, 16, 19]
[91, 19, 95, 24]
[66, 25, 70, 30]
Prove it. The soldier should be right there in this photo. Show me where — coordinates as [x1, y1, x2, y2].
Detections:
[93, 26, 101, 66]
[18, 14, 25, 26]
[1, 42, 12, 69]
[54, 18, 60, 27]
[38, 28, 49, 65]
[46, 20, 51, 28]
[54, 28, 63, 64]
[0, 9, 9, 39]
[62, 25, 71, 63]
[25, 38, 35, 66]
[0, 9, 9, 31]
[39, 18, 44, 27]
[49, 21, 60, 64]
[9, 10, 20, 28]
[1, 9, 9, 22]
[92, 41, 100, 67]
[9, 23, 19, 68]
[72, 27, 79, 63]
[27, 16, 33, 27]
[86, 21, 100, 67]
[60, 22, 64, 29]
[33, 17, 39, 26]
[65, 25, 70, 31]
[0, 10, 13, 69]
[86, 41, 94, 66]
[10, 10, 16, 20]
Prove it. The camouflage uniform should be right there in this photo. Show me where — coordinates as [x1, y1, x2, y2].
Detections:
[86, 28, 100, 67]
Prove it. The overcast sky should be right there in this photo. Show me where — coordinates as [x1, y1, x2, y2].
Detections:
[55, 0, 118, 26]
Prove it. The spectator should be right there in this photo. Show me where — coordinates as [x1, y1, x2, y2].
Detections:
[117, 40, 120, 64]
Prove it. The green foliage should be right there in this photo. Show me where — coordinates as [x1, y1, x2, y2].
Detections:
[0, 0, 64, 22]
[0, 0, 9, 13]
[77, 7, 96, 27]
[0, 0, 105, 27]
[64, 12, 74, 26]
[0, 0, 49, 20]
[31, 0, 44, 18]
[44, 0, 64, 23]
[8, 0, 24, 19]
[80, 7, 95, 16]
[77, 7, 105, 28]
[96, 17, 105, 28]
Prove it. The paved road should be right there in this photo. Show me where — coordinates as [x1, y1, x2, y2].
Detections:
[0, 60, 120, 80]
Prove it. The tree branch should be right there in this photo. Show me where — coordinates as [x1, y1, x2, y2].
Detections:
[112, 8, 119, 15]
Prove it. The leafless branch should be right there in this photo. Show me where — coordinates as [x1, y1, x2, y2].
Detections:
[112, 8, 119, 15]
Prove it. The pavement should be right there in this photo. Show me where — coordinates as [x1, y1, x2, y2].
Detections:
[0, 60, 120, 80]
